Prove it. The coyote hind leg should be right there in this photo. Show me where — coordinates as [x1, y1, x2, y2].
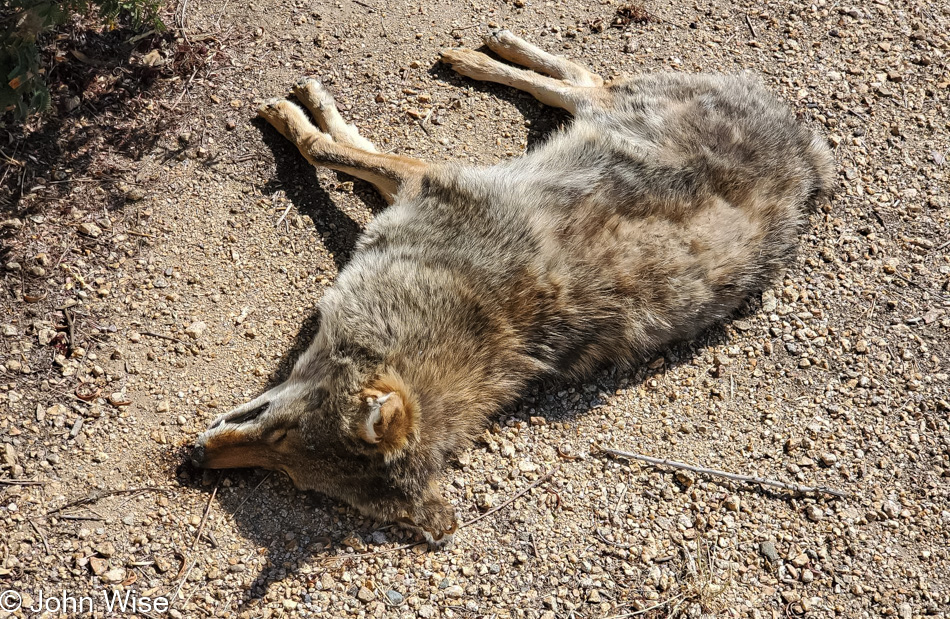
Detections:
[440, 30, 606, 115]
[484, 29, 603, 87]
[258, 94, 427, 204]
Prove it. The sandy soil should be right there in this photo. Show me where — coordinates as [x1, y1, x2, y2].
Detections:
[1, 0, 949, 617]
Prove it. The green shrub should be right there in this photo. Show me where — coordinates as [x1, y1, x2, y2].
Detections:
[1, 1, 163, 121]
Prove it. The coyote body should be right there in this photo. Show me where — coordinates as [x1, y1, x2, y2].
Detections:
[192, 31, 833, 545]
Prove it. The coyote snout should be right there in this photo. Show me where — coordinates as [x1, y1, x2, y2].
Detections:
[193, 29, 833, 547]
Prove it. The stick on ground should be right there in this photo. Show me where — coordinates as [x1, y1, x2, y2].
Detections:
[602, 448, 849, 499]
[170, 476, 220, 607]
[47, 487, 172, 515]
[461, 465, 559, 528]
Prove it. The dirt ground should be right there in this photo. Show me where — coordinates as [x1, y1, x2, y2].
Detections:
[1, 0, 949, 617]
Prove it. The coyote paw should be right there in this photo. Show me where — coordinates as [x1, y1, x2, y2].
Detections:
[292, 77, 336, 111]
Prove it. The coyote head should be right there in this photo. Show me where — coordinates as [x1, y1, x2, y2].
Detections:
[190, 338, 458, 545]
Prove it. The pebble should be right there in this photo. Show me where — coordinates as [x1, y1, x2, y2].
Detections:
[882, 500, 900, 519]
[385, 590, 404, 605]
[518, 460, 539, 473]
[759, 541, 780, 565]
[342, 535, 366, 551]
[805, 505, 823, 522]
[78, 222, 102, 237]
[89, 557, 108, 575]
[443, 585, 464, 598]
[95, 541, 116, 557]
[724, 495, 740, 512]
[102, 568, 126, 583]
[185, 321, 207, 339]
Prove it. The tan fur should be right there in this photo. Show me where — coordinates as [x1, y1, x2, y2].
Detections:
[192, 30, 834, 547]
[357, 369, 420, 457]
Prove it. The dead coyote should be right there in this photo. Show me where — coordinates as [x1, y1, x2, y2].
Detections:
[192, 30, 833, 546]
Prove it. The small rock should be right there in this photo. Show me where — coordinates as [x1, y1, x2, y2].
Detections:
[791, 553, 809, 568]
[282, 599, 297, 610]
[89, 557, 109, 575]
[882, 500, 900, 519]
[418, 606, 436, 619]
[385, 590, 404, 605]
[95, 541, 116, 558]
[724, 495, 740, 512]
[185, 321, 207, 339]
[2, 444, 16, 466]
[443, 585, 464, 598]
[102, 568, 126, 583]
[153, 276, 169, 288]
[898, 603, 912, 619]
[108, 392, 131, 407]
[357, 586, 375, 602]
[125, 188, 146, 201]
[0, 218, 24, 230]
[518, 460, 539, 473]
[154, 556, 173, 573]
[781, 590, 800, 604]
[805, 505, 823, 522]
[760, 541, 780, 564]
[675, 471, 694, 487]
[342, 535, 366, 551]
[78, 222, 102, 237]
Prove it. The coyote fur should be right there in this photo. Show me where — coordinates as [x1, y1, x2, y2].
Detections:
[192, 29, 833, 546]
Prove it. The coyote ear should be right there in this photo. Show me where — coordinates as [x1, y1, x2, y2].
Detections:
[358, 370, 418, 455]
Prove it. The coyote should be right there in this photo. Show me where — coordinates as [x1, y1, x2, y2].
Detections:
[192, 30, 833, 546]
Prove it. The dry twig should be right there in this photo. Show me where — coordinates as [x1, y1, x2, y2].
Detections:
[142, 331, 185, 345]
[170, 476, 220, 606]
[602, 448, 849, 498]
[461, 465, 559, 528]
[28, 519, 50, 554]
[48, 487, 172, 515]
[233, 471, 272, 515]
[744, 14, 757, 38]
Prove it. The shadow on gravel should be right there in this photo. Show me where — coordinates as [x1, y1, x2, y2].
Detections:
[183, 302, 775, 607]
[254, 113, 390, 275]
[428, 54, 572, 151]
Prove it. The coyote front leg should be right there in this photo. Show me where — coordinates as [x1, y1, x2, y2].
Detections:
[258, 80, 428, 203]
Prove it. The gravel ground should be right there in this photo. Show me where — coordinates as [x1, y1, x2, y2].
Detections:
[2, 0, 949, 617]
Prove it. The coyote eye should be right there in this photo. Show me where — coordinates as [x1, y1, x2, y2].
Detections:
[228, 402, 270, 425]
